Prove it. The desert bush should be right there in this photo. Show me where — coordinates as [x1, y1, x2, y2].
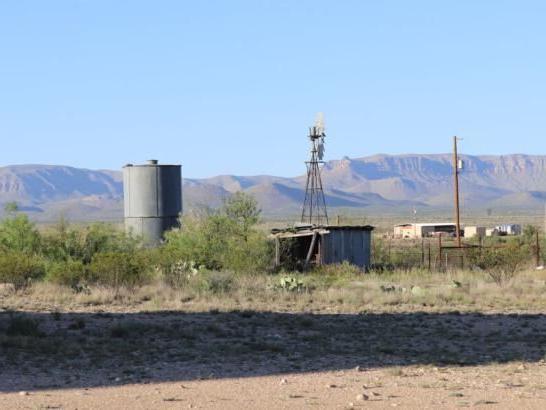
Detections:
[46, 259, 87, 288]
[522, 225, 539, 244]
[88, 252, 153, 290]
[0, 206, 41, 254]
[164, 213, 234, 270]
[0, 252, 46, 290]
[164, 192, 272, 272]
[154, 247, 199, 288]
[222, 191, 261, 241]
[468, 242, 529, 285]
[41, 217, 86, 261]
[81, 223, 140, 264]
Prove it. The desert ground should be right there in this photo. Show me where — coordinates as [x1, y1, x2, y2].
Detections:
[2, 270, 546, 409]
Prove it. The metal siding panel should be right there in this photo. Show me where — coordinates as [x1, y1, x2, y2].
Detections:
[126, 166, 158, 217]
[323, 234, 331, 264]
[351, 230, 358, 265]
[157, 166, 182, 217]
[363, 231, 371, 268]
[357, 231, 365, 268]
[123, 167, 131, 216]
[123, 164, 182, 246]
[334, 231, 342, 263]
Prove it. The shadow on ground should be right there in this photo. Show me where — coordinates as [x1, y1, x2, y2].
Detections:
[1, 309, 545, 392]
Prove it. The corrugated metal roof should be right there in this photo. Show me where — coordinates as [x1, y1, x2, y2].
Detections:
[394, 223, 456, 228]
[270, 224, 374, 238]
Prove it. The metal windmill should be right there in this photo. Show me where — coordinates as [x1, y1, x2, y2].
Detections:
[301, 113, 328, 225]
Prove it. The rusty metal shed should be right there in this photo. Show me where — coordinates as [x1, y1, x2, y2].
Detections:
[271, 225, 374, 270]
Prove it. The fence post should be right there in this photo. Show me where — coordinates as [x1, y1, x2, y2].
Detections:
[458, 243, 464, 271]
[428, 242, 431, 271]
[536, 231, 541, 267]
[421, 239, 425, 267]
[438, 234, 443, 270]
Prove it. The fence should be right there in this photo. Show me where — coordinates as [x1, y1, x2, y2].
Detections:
[372, 233, 544, 271]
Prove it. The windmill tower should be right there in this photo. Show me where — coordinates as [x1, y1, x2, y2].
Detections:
[301, 113, 329, 225]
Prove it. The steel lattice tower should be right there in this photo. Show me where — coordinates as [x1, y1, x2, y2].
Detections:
[301, 118, 328, 225]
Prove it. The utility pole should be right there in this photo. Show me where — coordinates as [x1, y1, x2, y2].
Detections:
[453, 136, 462, 248]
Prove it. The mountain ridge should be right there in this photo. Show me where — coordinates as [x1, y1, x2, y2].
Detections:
[1, 153, 545, 221]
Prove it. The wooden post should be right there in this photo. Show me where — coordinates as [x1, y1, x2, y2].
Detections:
[275, 237, 280, 267]
[305, 232, 319, 268]
[336, 215, 340, 226]
[428, 242, 432, 271]
[460, 247, 464, 270]
[453, 136, 462, 248]
[438, 234, 443, 270]
[421, 239, 425, 267]
[536, 231, 541, 267]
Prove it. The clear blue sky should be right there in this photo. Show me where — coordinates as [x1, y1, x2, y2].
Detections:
[1, 1, 545, 178]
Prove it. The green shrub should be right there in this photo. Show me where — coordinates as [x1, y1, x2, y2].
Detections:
[0, 212, 41, 254]
[164, 193, 272, 273]
[155, 247, 199, 288]
[88, 252, 152, 289]
[82, 223, 140, 264]
[0, 252, 45, 290]
[46, 259, 87, 288]
[41, 217, 86, 262]
[468, 241, 530, 285]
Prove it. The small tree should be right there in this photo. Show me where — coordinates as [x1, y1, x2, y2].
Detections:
[222, 192, 261, 242]
[0, 205, 41, 254]
[163, 192, 271, 274]
[41, 216, 85, 261]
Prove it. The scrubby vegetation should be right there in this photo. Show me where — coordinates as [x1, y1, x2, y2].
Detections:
[0, 197, 544, 305]
[0, 194, 273, 293]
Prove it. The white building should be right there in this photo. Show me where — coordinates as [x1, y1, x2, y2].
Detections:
[394, 223, 458, 239]
[494, 224, 522, 236]
[464, 226, 486, 238]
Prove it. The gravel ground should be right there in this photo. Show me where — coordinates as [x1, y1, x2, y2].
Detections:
[3, 363, 546, 409]
[2, 300, 546, 408]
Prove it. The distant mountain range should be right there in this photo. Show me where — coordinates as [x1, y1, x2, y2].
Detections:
[1, 154, 546, 221]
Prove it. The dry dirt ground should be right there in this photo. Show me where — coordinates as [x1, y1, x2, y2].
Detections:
[3, 363, 546, 409]
[2, 305, 546, 409]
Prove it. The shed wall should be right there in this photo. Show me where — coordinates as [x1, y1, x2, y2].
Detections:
[322, 229, 371, 269]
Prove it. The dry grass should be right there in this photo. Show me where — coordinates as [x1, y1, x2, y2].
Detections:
[3, 267, 546, 394]
[3, 267, 546, 314]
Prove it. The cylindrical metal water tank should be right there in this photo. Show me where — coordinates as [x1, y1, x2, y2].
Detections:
[123, 160, 182, 245]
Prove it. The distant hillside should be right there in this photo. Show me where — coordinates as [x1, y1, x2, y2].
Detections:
[1, 154, 546, 221]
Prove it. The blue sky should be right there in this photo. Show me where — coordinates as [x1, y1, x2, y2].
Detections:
[1, 1, 545, 178]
